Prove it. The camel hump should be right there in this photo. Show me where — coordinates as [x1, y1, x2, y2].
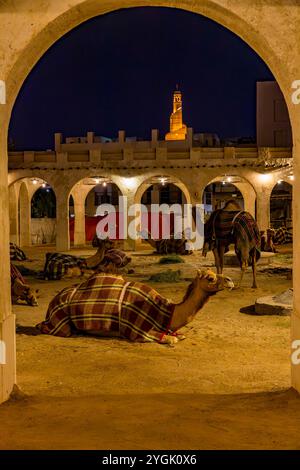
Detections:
[223, 199, 242, 211]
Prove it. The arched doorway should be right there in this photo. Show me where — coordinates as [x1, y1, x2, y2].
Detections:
[135, 175, 191, 244]
[203, 180, 244, 215]
[69, 177, 123, 246]
[9, 177, 56, 247]
[270, 181, 293, 230]
[1, 2, 299, 404]
[201, 175, 257, 220]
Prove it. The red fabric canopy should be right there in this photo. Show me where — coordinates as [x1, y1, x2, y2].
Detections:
[69, 212, 176, 242]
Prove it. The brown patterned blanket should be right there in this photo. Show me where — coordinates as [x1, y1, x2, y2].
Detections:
[37, 273, 175, 342]
[204, 210, 260, 259]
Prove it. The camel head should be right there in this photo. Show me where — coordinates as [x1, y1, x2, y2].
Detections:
[267, 228, 275, 239]
[97, 237, 114, 251]
[196, 269, 234, 293]
[18, 284, 39, 306]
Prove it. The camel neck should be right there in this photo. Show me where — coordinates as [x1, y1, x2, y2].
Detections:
[170, 282, 211, 331]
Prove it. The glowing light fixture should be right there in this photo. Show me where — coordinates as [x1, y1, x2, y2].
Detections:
[259, 173, 272, 183]
[288, 175, 294, 181]
[94, 178, 100, 184]
[102, 181, 107, 187]
[32, 178, 38, 185]
[42, 182, 46, 188]
[122, 177, 137, 190]
[160, 177, 167, 186]
[227, 176, 232, 183]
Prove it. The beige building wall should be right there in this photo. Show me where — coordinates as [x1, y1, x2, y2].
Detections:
[257, 81, 292, 147]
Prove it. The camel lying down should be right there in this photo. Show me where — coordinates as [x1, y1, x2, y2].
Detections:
[11, 264, 38, 306]
[37, 269, 234, 345]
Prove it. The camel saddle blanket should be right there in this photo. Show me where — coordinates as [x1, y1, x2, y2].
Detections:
[155, 236, 192, 255]
[204, 210, 238, 246]
[11, 263, 26, 286]
[273, 227, 293, 245]
[10, 243, 27, 261]
[204, 210, 260, 255]
[37, 273, 175, 342]
[101, 249, 131, 268]
[232, 211, 261, 259]
[43, 252, 87, 280]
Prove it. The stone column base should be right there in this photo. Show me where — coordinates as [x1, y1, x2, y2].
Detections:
[0, 313, 16, 403]
[292, 313, 300, 393]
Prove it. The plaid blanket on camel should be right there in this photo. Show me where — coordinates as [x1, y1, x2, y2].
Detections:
[204, 210, 261, 259]
[10, 243, 27, 261]
[101, 249, 131, 268]
[37, 273, 175, 342]
[154, 236, 192, 255]
[11, 263, 26, 285]
[43, 252, 87, 280]
[232, 211, 261, 261]
[204, 210, 240, 251]
[273, 227, 293, 245]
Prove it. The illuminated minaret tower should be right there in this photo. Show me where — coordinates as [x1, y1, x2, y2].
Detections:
[165, 86, 187, 141]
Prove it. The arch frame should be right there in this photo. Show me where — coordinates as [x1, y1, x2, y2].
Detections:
[1, 1, 300, 403]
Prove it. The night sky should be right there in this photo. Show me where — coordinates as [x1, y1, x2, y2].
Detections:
[9, 7, 274, 151]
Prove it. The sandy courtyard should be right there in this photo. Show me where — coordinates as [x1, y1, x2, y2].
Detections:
[1, 244, 300, 450]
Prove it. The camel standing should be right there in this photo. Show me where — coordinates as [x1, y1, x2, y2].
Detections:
[203, 200, 261, 288]
[37, 269, 234, 345]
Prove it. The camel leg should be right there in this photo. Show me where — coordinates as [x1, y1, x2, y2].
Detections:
[219, 245, 225, 274]
[159, 334, 179, 347]
[236, 262, 247, 288]
[213, 248, 222, 274]
[251, 253, 258, 288]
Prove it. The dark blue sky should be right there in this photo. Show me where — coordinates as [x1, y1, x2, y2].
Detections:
[9, 6, 274, 150]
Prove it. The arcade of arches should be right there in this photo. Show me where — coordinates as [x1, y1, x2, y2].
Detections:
[1, 2, 300, 431]
[8, 170, 293, 248]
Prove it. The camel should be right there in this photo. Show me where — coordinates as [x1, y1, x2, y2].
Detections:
[43, 238, 112, 280]
[10, 242, 27, 261]
[36, 268, 234, 345]
[266, 227, 293, 249]
[140, 230, 192, 255]
[11, 264, 38, 306]
[202, 200, 261, 288]
[92, 234, 131, 271]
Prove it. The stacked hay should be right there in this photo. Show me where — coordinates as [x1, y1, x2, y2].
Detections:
[158, 255, 184, 265]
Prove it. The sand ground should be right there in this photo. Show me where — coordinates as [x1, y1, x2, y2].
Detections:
[1, 244, 299, 450]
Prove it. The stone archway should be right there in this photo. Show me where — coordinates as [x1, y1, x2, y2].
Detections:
[69, 176, 123, 246]
[270, 180, 293, 230]
[1, 1, 300, 403]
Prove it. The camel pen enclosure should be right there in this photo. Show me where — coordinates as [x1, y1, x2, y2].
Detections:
[0, 0, 300, 451]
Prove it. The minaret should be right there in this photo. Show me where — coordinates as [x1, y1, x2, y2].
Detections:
[165, 86, 187, 141]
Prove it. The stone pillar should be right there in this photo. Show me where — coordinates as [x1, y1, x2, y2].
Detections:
[56, 188, 70, 251]
[72, 185, 90, 246]
[256, 187, 272, 232]
[9, 183, 19, 244]
[292, 141, 300, 393]
[151, 184, 160, 205]
[19, 181, 31, 247]
[0, 107, 16, 403]
[235, 182, 256, 217]
[86, 190, 95, 216]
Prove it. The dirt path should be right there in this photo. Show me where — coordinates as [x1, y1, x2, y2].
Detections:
[1, 245, 298, 449]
